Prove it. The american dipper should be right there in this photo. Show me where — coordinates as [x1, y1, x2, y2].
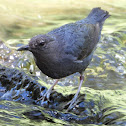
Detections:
[17, 7, 110, 111]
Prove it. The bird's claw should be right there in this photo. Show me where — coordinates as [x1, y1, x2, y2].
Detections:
[37, 92, 51, 103]
[42, 92, 51, 102]
[37, 89, 55, 103]
[37, 80, 58, 104]
[65, 97, 79, 112]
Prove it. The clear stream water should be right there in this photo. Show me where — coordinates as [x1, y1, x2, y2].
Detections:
[0, 0, 126, 125]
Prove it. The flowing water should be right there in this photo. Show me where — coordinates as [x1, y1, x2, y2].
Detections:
[0, 0, 126, 125]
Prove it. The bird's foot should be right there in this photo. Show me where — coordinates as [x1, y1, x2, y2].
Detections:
[37, 89, 54, 103]
[37, 79, 59, 104]
[65, 74, 84, 112]
[65, 96, 79, 112]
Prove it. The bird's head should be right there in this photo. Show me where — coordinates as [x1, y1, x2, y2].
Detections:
[17, 34, 54, 54]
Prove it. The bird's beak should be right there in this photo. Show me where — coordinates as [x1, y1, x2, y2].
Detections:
[17, 45, 29, 51]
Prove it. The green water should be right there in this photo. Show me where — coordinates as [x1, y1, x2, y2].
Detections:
[0, 0, 126, 40]
[0, 0, 126, 125]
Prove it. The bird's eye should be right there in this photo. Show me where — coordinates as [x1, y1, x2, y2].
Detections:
[39, 42, 45, 46]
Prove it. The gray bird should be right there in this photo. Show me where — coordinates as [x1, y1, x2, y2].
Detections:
[17, 7, 110, 111]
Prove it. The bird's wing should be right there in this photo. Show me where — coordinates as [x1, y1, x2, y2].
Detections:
[63, 23, 101, 61]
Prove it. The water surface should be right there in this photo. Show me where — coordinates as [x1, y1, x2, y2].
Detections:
[0, 0, 126, 125]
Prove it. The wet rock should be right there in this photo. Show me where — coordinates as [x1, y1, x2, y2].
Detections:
[0, 64, 126, 125]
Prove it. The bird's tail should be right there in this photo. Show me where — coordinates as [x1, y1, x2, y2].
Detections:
[87, 7, 110, 25]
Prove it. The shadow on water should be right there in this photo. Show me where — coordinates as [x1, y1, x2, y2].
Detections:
[0, 0, 126, 125]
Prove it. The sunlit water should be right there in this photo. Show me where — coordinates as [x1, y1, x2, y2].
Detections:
[0, 0, 126, 125]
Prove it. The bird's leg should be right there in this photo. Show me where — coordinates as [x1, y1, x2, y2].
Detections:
[38, 79, 59, 102]
[66, 73, 84, 112]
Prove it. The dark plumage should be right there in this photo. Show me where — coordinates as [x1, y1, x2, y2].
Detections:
[17, 7, 110, 111]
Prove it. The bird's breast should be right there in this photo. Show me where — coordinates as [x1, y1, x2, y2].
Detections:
[34, 54, 76, 79]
